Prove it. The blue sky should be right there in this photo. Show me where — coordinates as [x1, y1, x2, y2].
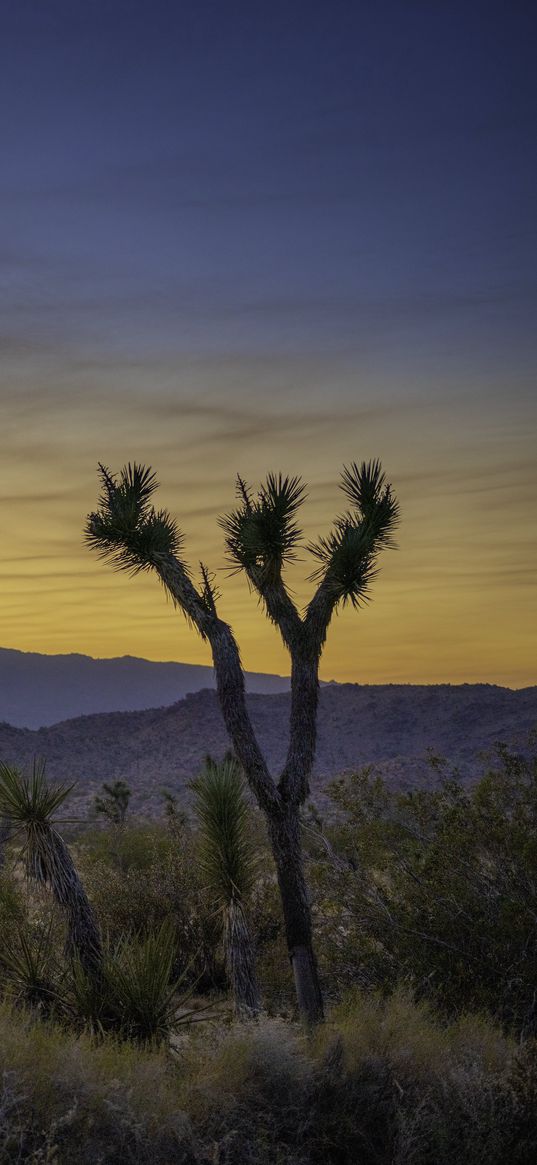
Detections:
[1, 0, 536, 683]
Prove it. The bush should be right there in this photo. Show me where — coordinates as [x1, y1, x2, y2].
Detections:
[0, 1001, 195, 1163]
[0, 991, 535, 1164]
[78, 822, 225, 991]
[309, 745, 537, 1033]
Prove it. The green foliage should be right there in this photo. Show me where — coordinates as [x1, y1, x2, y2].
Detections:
[94, 779, 131, 825]
[0, 953, 535, 1163]
[0, 759, 73, 826]
[219, 472, 306, 581]
[0, 917, 60, 1015]
[0, 761, 103, 980]
[191, 755, 259, 909]
[310, 744, 537, 1033]
[307, 460, 400, 607]
[72, 921, 205, 1045]
[0, 760, 74, 886]
[107, 922, 201, 1044]
[0, 870, 24, 934]
[79, 821, 224, 991]
[0, 1000, 194, 1162]
[191, 754, 261, 1014]
[84, 462, 185, 575]
[80, 820, 175, 872]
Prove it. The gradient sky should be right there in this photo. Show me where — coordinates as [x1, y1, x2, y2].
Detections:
[1, 0, 536, 686]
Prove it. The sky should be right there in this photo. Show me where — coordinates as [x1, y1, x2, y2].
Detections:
[1, 0, 536, 687]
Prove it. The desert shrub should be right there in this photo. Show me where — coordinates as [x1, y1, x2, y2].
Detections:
[0, 1000, 195, 1163]
[0, 870, 24, 936]
[507, 1038, 537, 1164]
[250, 875, 295, 1012]
[178, 991, 532, 1165]
[310, 744, 537, 1033]
[78, 821, 175, 872]
[0, 991, 535, 1164]
[0, 875, 73, 1020]
[78, 821, 225, 990]
[176, 1016, 311, 1163]
[309, 990, 529, 1165]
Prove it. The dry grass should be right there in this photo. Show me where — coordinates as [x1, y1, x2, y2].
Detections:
[0, 1001, 193, 1162]
[0, 990, 534, 1164]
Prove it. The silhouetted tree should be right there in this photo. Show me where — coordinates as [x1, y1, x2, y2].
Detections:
[94, 779, 131, 825]
[161, 790, 189, 836]
[85, 460, 399, 1023]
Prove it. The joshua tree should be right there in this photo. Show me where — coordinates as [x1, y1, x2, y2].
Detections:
[192, 754, 261, 1017]
[85, 459, 399, 1024]
[94, 779, 131, 825]
[0, 761, 103, 982]
[161, 790, 189, 836]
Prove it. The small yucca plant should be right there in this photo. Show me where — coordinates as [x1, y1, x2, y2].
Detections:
[192, 754, 261, 1017]
[1, 918, 61, 1016]
[72, 920, 208, 1045]
[107, 921, 190, 1044]
[0, 761, 103, 982]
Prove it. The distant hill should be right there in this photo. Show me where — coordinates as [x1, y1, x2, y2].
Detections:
[0, 647, 290, 728]
[0, 683, 535, 815]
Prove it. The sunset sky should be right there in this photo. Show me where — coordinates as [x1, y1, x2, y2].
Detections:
[1, 1, 536, 687]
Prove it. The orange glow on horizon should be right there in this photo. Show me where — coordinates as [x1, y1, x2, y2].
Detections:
[1, 377, 535, 690]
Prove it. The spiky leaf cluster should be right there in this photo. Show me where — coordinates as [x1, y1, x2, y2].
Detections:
[219, 473, 306, 583]
[1, 919, 58, 1012]
[308, 460, 400, 608]
[191, 754, 259, 908]
[0, 761, 73, 826]
[84, 463, 184, 576]
[71, 921, 208, 1043]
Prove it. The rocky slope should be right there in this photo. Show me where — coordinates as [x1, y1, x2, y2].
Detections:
[0, 683, 535, 815]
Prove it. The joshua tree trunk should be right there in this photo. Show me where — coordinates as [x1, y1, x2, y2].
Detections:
[268, 803, 324, 1024]
[224, 899, 261, 1018]
[0, 763, 103, 985]
[207, 621, 324, 1023]
[149, 562, 325, 1024]
[36, 824, 103, 980]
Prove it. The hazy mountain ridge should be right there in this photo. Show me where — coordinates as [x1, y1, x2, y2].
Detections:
[0, 683, 535, 815]
[0, 646, 291, 728]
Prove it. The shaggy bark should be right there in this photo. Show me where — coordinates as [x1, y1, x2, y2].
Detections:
[224, 899, 261, 1018]
[268, 803, 324, 1024]
[27, 823, 103, 980]
[154, 552, 324, 1022]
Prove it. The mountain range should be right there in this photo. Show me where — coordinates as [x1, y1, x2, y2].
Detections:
[0, 647, 290, 729]
[0, 669, 535, 816]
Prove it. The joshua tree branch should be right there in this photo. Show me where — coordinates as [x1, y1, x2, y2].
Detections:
[304, 574, 339, 655]
[279, 644, 320, 805]
[153, 554, 281, 817]
[245, 566, 303, 652]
